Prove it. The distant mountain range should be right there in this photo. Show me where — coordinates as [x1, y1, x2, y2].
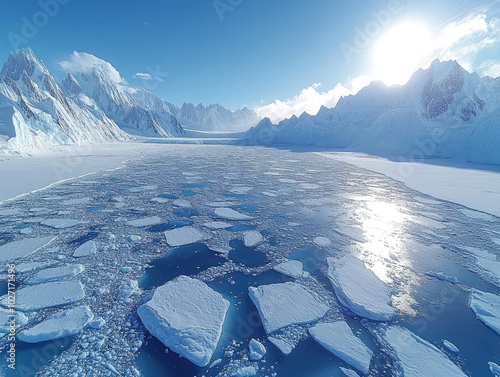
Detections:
[244, 59, 500, 165]
[0, 48, 260, 154]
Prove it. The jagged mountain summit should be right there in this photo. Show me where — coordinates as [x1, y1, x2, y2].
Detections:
[244, 59, 500, 164]
[0, 48, 129, 154]
[59, 51, 183, 137]
[177, 102, 261, 132]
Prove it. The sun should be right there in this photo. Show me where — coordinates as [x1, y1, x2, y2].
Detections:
[373, 22, 431, 86]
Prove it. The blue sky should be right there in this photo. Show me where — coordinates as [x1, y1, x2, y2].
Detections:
[1, 0, 499, 120]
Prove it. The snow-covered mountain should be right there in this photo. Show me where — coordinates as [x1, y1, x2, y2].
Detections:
[244, 60, 500, 164]
[177, 102, 260, 132]
[0, 48, 129, 154]
[60, 52, 183, 137]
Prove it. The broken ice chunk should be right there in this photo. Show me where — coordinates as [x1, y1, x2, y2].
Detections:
[137, 276, 229, 367]
[73, 241, 97, 258]
[273, 260, 308, 279]
[17, 305, 93, 343]
[213, 208, 253, 221]
[313, 236, 331, 247]
[41, 219, 86, 229]
[249, 282, 329, 333]
[25, 264, 85, 285]
[469, 289, 500, 336]
[164, 226, 209, 247]
[244, 231, 263, 247]
[127, 216, 162, 227]
[249, 338, 266, 360]
[0, 236, 55, 262]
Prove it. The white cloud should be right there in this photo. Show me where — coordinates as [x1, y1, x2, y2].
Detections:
[59, 51, 123, 84]
[257, 10, 500, 123]
[133, 72, 153, 80]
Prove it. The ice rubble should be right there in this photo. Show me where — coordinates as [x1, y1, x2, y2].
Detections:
[213, 208, 253, 221]
[164, 226, 209, 247]
[26, 264, 84, 285]
[380, 326, 467, 377]
[243, 231, 263, 247]
[41, 219, 86, 229]
[18, 305, 94, 343]
[73, 241, 97, 257]
[249, 338, 266, 360]
[0, 236, 54, 262]
[137, 276, 229, 367]
[326, 256, 394, 321]
[309, 321, 373, 374]
[126, 216, 162, 227]
[425, 271, 459, 284]
[469, 290, 500, 336]
[248, 282, 329, 333]
[273, 260, 308, 279]
[1, 280, 85, 311]
[232, 366, 257, 377]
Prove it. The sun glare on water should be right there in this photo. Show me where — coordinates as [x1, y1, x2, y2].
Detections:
[373, 22, 431, 86]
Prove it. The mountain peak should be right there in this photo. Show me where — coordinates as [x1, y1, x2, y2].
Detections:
[1, 48, 49, 81]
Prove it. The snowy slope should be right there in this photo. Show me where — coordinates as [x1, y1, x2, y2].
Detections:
[0, 48, 129, 154]
[60, 52, 184, 137]
[177, 102, 260, 132]
[244, 60, 500, 165]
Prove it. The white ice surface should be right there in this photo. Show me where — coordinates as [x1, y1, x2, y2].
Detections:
[18, 305, 93, 343]
[244, 231, 263, 247]
[381, 326, 467, 377]
[309, 321, 373, 374]
[327, 256, 394, 321]
[73, 241, 97, 257]
[490, 362, 500, 376]
[137, 276, 229, 367]
[203, 221, 232, 229]
[164, 226, 209, 247]
[0, 308, 28, 336]
[249, 338, 266, 360]
[340, 368, 360, 377]
[41, 219, 86, 229]
[26, 264, 85, 285]
[249, 282, 329, 333]
[313, 236, 331, 247]
[443, 340, 460, 353]
[0, 236, 55, 262]
[213, 208, 253, 221]
[319, 153, 500, 217]
[1, 280, 85, 311]
[126, 216, 162, 227]
[273, 260, 308, 279]
[469, 289, 500, 336]
[268, 336, 295, 355]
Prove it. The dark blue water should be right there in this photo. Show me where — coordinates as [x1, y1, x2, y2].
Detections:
[86, 206, 106, 212]
[158, 194, 177, 199]
[228, 240, 268, 267]
[226, 224, 256, 232]
[67, 231, 99, 246]
[183, 183, 211, 189]
[0, 281, 7, 296]
[181, 190, 197, 197]
[237, 203, 259, 212]
[138, 243, 223, 290]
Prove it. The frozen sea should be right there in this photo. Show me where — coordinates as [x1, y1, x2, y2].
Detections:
[0, 144, 499, 376]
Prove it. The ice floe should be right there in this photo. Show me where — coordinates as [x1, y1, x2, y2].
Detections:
[164, 226, 209, 247]
[425, 271, 459, 284]
[213, 208, 253, 221]
[126, 216, 162, 227]
[73, 241, 97, 257]
[137, 276, 229, 367]
[18, 305, 93, 343]
[173, 199, 192, 208]
[26, 264, 85, 285]
[309, 321, 373, 374]
[244, 231, 263, 247]
[326, 256, 394, 321]
[249, 338, 266, 360]
[203, 221, 232, 229]
[0, 236, 55, 262]
[0, 308, 28, 337]
[380, 326, 467, 377]
[443, 340, 460, 353]
[469, 290, 500, 336]
[313, 236, 331, 247]
[490, 362, 500, 376]
[41, 219, 86, 229]
[1, 280, 85, 311]
[268, 336, 295, 355]
[15, 261, 57, 273]
[273, 260, 308, 279]
[249, 282, 329, 333]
